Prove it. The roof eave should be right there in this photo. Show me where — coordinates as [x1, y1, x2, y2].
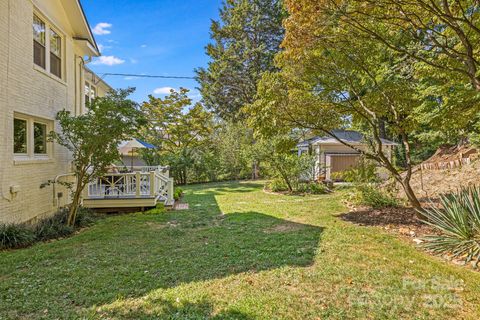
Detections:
[63, 0, 100, 57]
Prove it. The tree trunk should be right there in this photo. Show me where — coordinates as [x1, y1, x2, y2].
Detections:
[379, 118, 387, 139]
[400, 179, 423, 213]
[277, 163, 293, 192]
[67, 187, 82, 226]
[252, 161, 260, 180]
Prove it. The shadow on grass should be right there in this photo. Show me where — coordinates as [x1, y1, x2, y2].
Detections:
[0, 181, 323, 318]
[97, 298, 254, 319]
[184, 181, 262, 194]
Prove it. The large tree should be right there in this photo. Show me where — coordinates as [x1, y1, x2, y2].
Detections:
[141, 88, 215, 185]
[195, 0, 286, 121]
[317, 0, 480, 136]
[330, 0, 480, 91]
[248, 0, 427, 211]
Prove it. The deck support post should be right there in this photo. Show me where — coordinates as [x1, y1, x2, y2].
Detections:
[135, 172, 141, 198]
[167, 178, 174, 203]
[150, 171, 155, 197]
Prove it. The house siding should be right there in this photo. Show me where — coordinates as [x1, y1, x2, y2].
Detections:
[0, 0, 104, 224]
[314, 144, 393, 180]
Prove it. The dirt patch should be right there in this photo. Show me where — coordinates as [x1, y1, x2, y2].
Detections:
[174, 202, 189, 210]
[145, 222, 167, 230]
[339, 206, 436, 238]
[395, 145, 480, 201]
[422, 144, 477, 166]
[264, 222, 303, 234]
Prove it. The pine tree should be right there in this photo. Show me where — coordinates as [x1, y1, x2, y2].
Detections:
[195, 0, 285, 121]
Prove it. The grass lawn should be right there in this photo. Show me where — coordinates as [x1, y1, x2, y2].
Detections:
[1, 181, 480, 319]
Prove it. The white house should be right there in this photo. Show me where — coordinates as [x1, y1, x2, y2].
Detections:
[297, 130, 397, 181]
[0, 0, 112, 224]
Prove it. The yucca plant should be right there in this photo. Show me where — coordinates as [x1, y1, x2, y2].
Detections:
[420, 186, 480, 268]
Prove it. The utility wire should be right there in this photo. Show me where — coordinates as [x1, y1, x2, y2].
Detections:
[98, 73, 196, 80]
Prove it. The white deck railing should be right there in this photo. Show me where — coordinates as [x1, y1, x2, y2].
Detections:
[85, 166, 174, 204]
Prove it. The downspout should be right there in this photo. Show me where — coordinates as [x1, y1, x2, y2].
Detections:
[52, 55, 90, 207]
[52, 173, 75, 208]
[1, 0, 12, 202]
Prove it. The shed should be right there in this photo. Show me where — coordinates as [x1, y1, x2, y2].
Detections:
[297, 130, 397, 181]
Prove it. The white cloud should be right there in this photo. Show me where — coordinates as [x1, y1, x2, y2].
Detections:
[92, 55, 125, 66]
[92, 22, 112, 35]
[153, 87, 175, 95]
[130, 58, 138, 64]
[97, 44, 112, 53]
[141, 44, 147, 48]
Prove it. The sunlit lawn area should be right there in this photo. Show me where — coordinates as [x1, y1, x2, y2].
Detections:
[1, 181, 480, 319]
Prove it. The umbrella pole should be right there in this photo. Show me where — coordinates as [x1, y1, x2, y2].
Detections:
[131, 147, 135, 171]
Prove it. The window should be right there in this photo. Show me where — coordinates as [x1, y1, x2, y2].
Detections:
[33, 15, 46, 69]
[85, 82, 91, 106]
[91, 86, 97, 100]
[14, 119, 27, 154]
[13, 114, 53, 160]
[49, 29, 61, 78]
[84, 82, 97, 107]
[33, 13, 62, 79]
[34, 122, 47, 154]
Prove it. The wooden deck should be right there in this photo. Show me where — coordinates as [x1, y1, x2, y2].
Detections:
[82, 166, 174, 209]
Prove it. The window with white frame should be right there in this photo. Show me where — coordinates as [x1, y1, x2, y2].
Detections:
[49, 29, 62, 78]
[33, 15, 46, 69]
[13, 114, 53, 159]
[84, 81, 97, 107]
[13, 119, 27, 154]
[33, 13, 63, 79]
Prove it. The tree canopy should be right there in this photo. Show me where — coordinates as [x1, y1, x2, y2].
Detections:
[50, 88, 144, 225]
[195, 0, 286, 121]
[141, 88, 215, 185]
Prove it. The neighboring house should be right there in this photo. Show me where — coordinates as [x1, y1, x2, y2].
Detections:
[297, 130, 397, 181]
[0, 0, 110, 224]
[84, 66, 113, 102]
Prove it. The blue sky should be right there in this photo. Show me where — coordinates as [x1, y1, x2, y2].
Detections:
[81, 0, 222, 103]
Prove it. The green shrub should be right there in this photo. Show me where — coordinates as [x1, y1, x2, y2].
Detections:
[352, 184, 399, 209]
[35, 210, 74, 241]
[421, 186, 480, 268]
[74, 207, 97, 228]
[0, 224, 36, 250]
[342, 158, 379, 184]
[146, 203, 166, 214]
[297, 182, 329, 194]
[1, 207, 97, 250]
[266, 179, 290, 192]
[35, 207, 96, 241]
[174, 187, 183, 201]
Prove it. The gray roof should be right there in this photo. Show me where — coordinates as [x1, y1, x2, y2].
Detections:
[297, 130, 397, 147]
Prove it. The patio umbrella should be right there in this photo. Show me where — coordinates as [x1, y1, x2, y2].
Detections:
[118, 138, 156, 170]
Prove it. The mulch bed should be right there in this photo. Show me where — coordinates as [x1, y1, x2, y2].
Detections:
[340, 205, 479, 270]
[339, 206, 437, 239]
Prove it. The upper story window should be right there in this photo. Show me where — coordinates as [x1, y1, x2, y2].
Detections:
[33, 15, 46, 69]
[84, 81, 97, 107]
[49, 29, 62, 78]
[33, 14, 63, 79]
